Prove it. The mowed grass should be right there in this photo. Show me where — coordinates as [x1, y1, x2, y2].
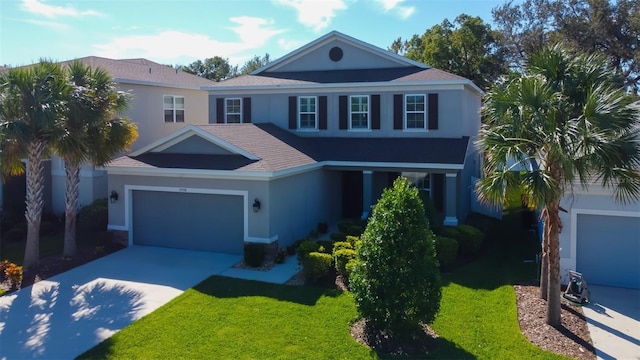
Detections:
[79, 212, 565, 359]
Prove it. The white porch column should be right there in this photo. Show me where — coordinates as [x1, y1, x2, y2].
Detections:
[443, 172, 459, 226]
[362, 170, 373, 220]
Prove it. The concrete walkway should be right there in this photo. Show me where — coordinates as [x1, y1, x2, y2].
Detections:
[582, 285, 640, 360]
[0, 246, 300, 359]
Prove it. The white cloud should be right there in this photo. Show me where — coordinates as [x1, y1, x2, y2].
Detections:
[21, 0, 103, 18]
[276, 0, 347, 32]
[374, 0, 415, 19]
[93, 17, 285, 65]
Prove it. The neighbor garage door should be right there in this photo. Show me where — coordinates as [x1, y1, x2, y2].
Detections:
[576, 214, 640, 289]
[132, 190, 244, 254]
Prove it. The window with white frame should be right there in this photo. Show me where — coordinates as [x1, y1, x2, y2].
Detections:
[405, 94, 426, 129]
[225, 98, 242, 123]
[164, 95, 184, 123]
[402, 172, 432, 197]
[298, 96, 317, 129]
[350, 95, 369, 129]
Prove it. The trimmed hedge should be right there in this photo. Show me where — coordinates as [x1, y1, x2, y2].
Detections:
[435, 236, 459, 267]
[329, 232, 347, 242]
[456, 225, 484, 255]
[297, 240, 324, 262]
[332, 241, 353, 252]
[302, 252, 332, 281]
[78, 198, 108, 233]
[334, 249, 356, 277]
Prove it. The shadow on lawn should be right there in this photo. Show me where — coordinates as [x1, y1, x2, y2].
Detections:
[193, 275, 340, 305]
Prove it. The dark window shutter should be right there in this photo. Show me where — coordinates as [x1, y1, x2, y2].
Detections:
[428, 93, 439, 130]
[288, 96, 297, 129]
[371, 94, 380, 130]
[216, 98, 224, 123]
[319, 96, 327, 130]
[242, 97, 251, 123]
[393, 94, 403, 130]
[339, 95, 348, 130]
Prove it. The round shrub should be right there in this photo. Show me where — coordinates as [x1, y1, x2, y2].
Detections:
[244, 243, 265, 267]
[78, 198, 108, 233]
[456, 225, 484, 255]
[440, 226, 460, 240]
[316, 240, 334, 254]
[346, 235, 360, 246]
[337, 220, 352, 233]
[346, 225, 364, 237]
[296, 240, 323, 262]
[345, 259, 358, 278]
[332, 241, 353, 252]
[302, 252, 332, 282]
[435, 236, 459, 267]
[334, 248, 356, 277]
[329, 232, 346, 242]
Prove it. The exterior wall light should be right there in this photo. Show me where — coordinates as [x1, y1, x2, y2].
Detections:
[252, 199, 261, 213]
[110, 191, 119, 203]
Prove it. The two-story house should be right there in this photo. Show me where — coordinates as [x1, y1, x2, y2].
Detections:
[104, 31, 483, 254]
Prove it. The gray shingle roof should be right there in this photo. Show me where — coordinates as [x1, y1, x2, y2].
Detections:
[108, 123, 469, 173]
[210, 67, 467, 87]
[58, 56, 216, 89]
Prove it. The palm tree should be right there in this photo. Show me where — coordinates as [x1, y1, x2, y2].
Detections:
[0, 61, 70, 270]
[476, 46, 640, 327]
[53, 61, 137, 258]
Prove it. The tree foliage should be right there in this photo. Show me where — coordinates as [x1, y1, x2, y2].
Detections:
[493, 0, 640, 92]
[238, 53, 271, 75]
[350, 177, 441, 336]
[477, 45, 640, 326]
[390, 14, 507, 90]
[182, 56, 237, 82]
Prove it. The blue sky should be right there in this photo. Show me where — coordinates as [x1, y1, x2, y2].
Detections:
[0, 0, 512, 68]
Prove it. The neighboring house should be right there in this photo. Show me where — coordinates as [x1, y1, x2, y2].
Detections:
[558, 184, 640, 289]
[104, 31, 483, 255]
[44, 57, 215, 214]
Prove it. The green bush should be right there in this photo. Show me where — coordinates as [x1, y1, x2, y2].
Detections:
[456, 225, 484, 255]
[337, 220, 351, 233]
[346, 235, 360, 246]
[345, 259, 358, 278]
[346, 225, 364, 237]
[316, 240, 334, 254]
[419, 190, 444, 235]
[440, 226, 460, 240]
[435, 236, 459, 267]
[302, 252, 332, 282]
[332, 241, 353, 252]
[244, 243, 265, 267]
[4, 227, 26, 243]
[351, 177, 441, 336]
[329, 232, 346, 242]
[334, 249, 356, 277]
[78, 198, 108, 233]
[296, 240, 323, 262]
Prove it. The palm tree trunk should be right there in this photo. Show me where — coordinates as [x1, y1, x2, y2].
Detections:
[23, 139, 46, 270]
[540, 214, 549, 300]
[546, 203, 562, 327]
[63, 160, 80, 257]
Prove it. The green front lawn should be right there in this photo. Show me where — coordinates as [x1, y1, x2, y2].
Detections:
[79, 212, 565, 359]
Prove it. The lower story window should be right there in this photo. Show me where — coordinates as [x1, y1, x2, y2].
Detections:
[402, 172, 431, 198]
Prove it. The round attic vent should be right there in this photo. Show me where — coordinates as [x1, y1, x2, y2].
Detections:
[329, 46, 343, 62]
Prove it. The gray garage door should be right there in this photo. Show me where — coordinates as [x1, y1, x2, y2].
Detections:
[576, 214, 640, 289]
[132, 190, 244, 254]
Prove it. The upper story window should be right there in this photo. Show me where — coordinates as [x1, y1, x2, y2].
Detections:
[225, 98, 242, 123]
[164, 95, 184, 123]
[350, 95, 369, 130]
[298, 96, 317, 130]
[405, 94, 426, 129]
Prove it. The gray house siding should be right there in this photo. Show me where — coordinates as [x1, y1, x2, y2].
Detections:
[210, 89, 474, 139]
[267, 168, 341, 247]
[160, 135, 235, 155]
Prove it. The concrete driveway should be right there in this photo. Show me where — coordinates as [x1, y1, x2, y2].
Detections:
[0, 246, 241, 359]
[582, 285, 640, 360]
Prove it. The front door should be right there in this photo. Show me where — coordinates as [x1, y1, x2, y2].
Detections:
[341, 171, 363, 219]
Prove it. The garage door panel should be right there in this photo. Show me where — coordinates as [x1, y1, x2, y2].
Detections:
[577, 214, 640, 289]
[133, 191, 244, 254]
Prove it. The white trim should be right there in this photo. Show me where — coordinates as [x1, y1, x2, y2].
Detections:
[404, 94, 427, 130]
[298, 95, 318, 130]
[107, 224, 128, 231]
[443, 216, 459, 226]
[250, 31, 428, 75]
[128, 125, 259, 160]
[245, 235, 279, 244]
[124, 185, 251, 246]
[362, 170, 373, 175]
[349, 95, 370, 130]
[224, 97, 242, 124]
[445, 173, 458, 178]
[116, 78, 210, 90]
[570, 208, 640, 264]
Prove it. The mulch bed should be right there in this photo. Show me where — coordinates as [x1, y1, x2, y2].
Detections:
[350, 318, 439, 357]
[515, 285, 596, 359]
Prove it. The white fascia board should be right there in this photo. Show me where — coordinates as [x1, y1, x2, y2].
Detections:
[256, 31, 428, 74]
[115, 78, 210, 91]
[129, 125, 260, 160]
[204, 81, 471, 94]
[323, 161, 464, 170]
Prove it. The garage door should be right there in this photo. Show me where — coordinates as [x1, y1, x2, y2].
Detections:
[576, 214, 640, 289]
[132, 190, 244, 254]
